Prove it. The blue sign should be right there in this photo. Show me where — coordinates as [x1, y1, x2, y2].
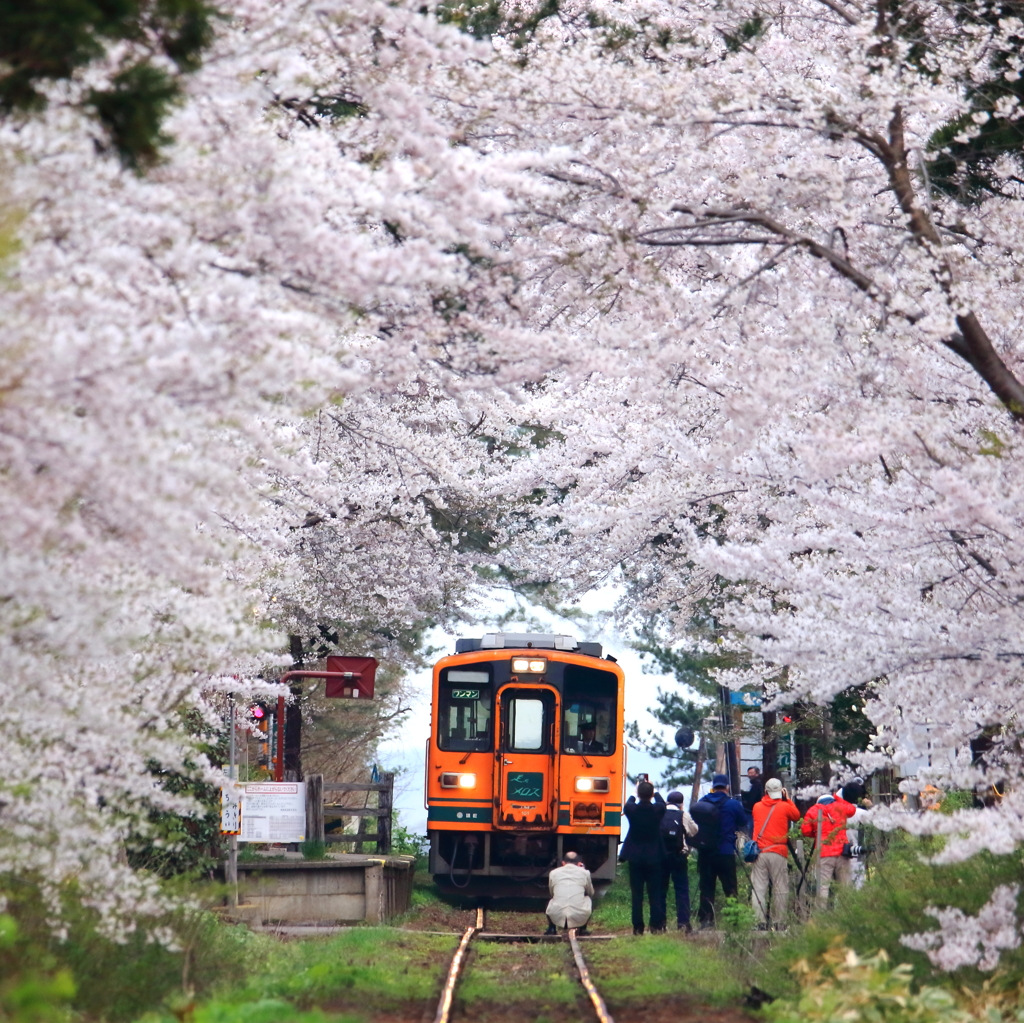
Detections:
[728, 691, 762, 707]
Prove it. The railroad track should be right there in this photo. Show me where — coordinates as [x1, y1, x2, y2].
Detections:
[433, 908, 615, 1023]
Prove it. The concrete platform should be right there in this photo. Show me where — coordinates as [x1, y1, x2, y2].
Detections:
[228, 854, 415, 925]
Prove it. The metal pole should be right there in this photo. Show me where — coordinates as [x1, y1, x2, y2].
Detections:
[228, 696, 237, 777]
[227, 696, 238, 906]
[275, 695, 286, 782]
[690, 736, 706, 809]
[719, 686, 740, 796]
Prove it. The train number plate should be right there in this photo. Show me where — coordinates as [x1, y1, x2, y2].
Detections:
[506, 772, 544, 801]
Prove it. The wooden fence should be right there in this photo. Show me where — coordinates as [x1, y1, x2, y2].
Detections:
[304, 773, 394, 854]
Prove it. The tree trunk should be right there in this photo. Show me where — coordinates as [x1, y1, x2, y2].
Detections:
[762, 709, 778, 779]
[285, 634, 304, 781]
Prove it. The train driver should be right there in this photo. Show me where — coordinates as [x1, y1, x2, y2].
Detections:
[580, 722, 606, 754]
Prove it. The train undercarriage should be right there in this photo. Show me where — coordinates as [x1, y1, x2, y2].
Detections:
[429, 830, 618, 898]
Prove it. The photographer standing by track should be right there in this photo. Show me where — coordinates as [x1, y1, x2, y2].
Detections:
[749, 778, 801, 929]
[621, 779, 667, 934]
[802, 779, 870, 906]
[691, 774, 748, 929]
[658, 791, 698, 932]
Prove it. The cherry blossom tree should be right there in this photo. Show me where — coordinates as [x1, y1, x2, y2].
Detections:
[442, 0, 1024, 943]
[0, 0, 536, 929]
[10, 0, 1024, 960]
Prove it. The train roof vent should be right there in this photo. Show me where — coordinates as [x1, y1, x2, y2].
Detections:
[454, 633, 604, 658]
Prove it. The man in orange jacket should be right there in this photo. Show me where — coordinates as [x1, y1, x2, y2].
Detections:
[750, 778, 802, 929]
[801, 788, 858, 905]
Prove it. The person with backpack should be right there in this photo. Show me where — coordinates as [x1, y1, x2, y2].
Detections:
[801, 783, 861, 905]
[749, 778, 802, 929]
[621, 779, 667, 934]
[658, 790, 699, 932]
[691, 773, 748, 929]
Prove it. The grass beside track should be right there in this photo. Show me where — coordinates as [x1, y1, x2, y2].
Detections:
[458, 940, 580, 1009]
[136, 871, 750, 1023]
[138, 928, 459, 1023]
[585, 934, 746, 1006]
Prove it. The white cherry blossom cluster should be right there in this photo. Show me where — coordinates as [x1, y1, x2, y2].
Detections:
[901, 884, 1022, 972]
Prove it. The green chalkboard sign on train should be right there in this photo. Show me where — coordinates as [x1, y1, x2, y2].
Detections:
[506, 772, 544, 801]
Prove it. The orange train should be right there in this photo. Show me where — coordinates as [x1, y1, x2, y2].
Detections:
[425, 633, 626, 896]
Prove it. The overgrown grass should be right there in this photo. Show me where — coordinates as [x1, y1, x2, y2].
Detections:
[244, 929, 455, 1008]
[138, 928, 457, 1023]
[587, 933, 747, 1005]
[590, 856, 754, 932]
[459, 941, 579, 1006]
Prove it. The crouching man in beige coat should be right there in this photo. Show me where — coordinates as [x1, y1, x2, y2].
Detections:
[545, 851, 595, 935]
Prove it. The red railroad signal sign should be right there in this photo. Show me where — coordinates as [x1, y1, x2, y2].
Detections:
[324, 656, 378, 699]
[267, 656, 379, 781]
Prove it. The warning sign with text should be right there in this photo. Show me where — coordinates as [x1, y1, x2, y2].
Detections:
[238, 782, 306, 843]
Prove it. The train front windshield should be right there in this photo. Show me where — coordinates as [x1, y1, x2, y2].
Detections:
[438, 669, 493, 751]
[561, 664, 617, 755]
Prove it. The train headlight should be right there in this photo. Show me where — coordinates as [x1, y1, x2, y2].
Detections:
[575, 777, 610, 793]
[440, 772, 477, 789]
[510, 657, 548, 673]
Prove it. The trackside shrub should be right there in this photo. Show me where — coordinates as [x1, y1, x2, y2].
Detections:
[0, 877, 275, 1022]
[760, 833, 1024, 993]
[0, 913, 75, 1023]
[764, 943, 971, 1023]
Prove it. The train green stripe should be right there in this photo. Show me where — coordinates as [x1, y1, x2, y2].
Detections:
[428, 805, 493, 823]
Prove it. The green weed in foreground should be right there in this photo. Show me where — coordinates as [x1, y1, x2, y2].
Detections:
[1, 877, 277, 1023]
[586, 933, 747, 1006]
[141, 1000, 333, 1023]
[137, 928, 457, 1023]
[0, 912, 76, 1023]
[233, 929, 456, 1009]
[458, 942, 579, 1006]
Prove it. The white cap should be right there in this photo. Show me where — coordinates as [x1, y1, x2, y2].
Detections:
[765, 778, 784, 800]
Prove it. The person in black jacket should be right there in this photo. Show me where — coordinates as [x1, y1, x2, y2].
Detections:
[658, 790, 698, 933]
[693, 774, 748, 929]
[741, 766, 764, 815]
[620, 780, 667, 934]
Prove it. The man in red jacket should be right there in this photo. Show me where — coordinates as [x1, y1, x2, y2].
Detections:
[750, 778, 802, 929]
[802, 788, 858, 905]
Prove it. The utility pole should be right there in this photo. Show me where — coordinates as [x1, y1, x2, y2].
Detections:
[285, 635, 304, 781]
[718, 685, 741, 796]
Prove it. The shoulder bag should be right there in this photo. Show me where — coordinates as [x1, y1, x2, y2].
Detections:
[743, 803, 777, 863]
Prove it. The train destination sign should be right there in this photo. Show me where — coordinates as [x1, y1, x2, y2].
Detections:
[506, 772, 544, 801]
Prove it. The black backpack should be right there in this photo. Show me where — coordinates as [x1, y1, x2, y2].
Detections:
[689, 799, 722, 850]
[660, 805, 686, 855]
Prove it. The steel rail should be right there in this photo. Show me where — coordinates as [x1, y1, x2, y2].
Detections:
[433, 907, 484, 1023]
[568, 928, 615, 1023]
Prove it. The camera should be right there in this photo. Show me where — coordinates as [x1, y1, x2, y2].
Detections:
[842, 843, 871, 858]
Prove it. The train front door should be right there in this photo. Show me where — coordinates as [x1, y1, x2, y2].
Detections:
[494, 686, 559, 829]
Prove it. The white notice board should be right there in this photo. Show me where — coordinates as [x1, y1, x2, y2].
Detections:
[238, 782, 306, 843]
